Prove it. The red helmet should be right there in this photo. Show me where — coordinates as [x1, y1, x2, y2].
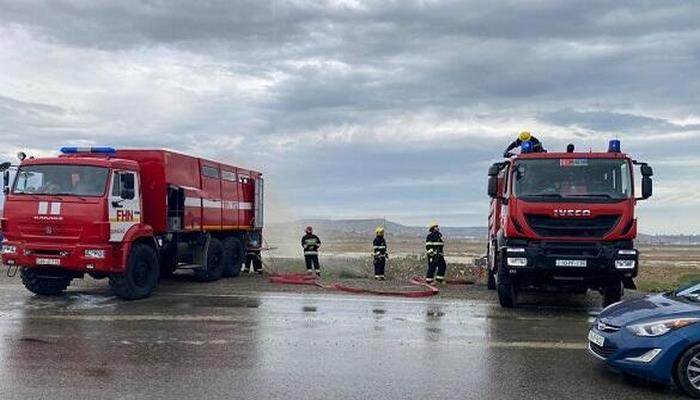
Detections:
[305, 226, 313, 233]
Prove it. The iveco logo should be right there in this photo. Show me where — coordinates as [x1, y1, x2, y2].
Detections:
[553, 209, 592, 217]
[45, 226, 54, 235]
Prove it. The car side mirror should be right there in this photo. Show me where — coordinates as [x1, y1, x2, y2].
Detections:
[2, 170, 9, 195]
[0, 162, 10, 172]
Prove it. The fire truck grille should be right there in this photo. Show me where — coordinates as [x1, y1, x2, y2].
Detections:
[525, 215, 620, 238]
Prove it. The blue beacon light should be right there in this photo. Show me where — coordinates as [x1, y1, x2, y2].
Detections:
[60, 147, 116, 155]
[521, 141, 534, 154]
[608, 139, 621, 153]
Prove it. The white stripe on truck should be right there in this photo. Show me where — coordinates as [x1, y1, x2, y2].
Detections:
[185, 197, 253, 210]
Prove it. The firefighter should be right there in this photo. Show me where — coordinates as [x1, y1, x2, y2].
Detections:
[504, 131, 545, 156]
[301, 226, 322, 276]
[243, 244, 263, 275]
[372, 227, 388, 280]
[425, 222, 447, 284]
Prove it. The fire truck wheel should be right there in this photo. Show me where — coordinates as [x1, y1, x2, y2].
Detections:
[487, 242, 497, 290]
[21, 268, 72, 296]
[497, 273, 517, 308]
[195, 238, 225, 282]
[222, 237, 244, 278]
[109, 243, 159, 300]
[603, 279, 623, 307]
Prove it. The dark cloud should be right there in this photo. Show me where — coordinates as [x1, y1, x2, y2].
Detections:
[0, 0, 698, 232]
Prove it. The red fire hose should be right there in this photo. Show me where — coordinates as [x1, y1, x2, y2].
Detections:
[268, 273, 476, 298]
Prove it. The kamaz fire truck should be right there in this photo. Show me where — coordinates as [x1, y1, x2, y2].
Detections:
[1, 147, 263, 299]
[486, 140, 653, 308]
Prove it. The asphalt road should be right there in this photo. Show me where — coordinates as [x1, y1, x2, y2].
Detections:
[0, 276, 684, 399]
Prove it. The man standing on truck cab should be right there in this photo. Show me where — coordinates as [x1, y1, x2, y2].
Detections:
[504, 131, 545, 156]
[425, 222, 447, 284]
[302, 226, 322, 276]
[372, 227, 388, 280]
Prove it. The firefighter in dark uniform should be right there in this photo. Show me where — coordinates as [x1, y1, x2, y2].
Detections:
[243, 237, 263, 274]
[372, 227, 388, 280]
[425, 222, 447, 284]
[504, 131, 545, 156]
[301, 226, 322, 276]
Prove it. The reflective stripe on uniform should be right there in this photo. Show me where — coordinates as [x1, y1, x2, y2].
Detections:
[304, 251, 318, 255]
[425, 242, 444, 246]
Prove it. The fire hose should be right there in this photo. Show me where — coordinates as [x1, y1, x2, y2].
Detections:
[268, 273, 478, 298]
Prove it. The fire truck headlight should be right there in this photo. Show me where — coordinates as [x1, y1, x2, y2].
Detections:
[615, 259, 636, 269]
[85, 249, 106, 259]
[507, 257, 528, 267]
[1, 245, 17, 255]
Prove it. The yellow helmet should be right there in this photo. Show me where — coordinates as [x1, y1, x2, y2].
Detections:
[375, 227, 384, 236]
[519, 131, 532, 141]
[428, 221, 439, 230]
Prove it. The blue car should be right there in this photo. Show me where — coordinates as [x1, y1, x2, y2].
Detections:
[589, 283, 700, 397]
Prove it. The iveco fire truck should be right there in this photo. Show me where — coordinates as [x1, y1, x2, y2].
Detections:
[486, 140, 653, 308]
[1, 147, 263, 300]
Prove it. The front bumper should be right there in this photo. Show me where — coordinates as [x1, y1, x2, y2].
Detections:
[1, 240, 119, 273]
[500, 240, 638, 286]
[587, 322, 688, 384]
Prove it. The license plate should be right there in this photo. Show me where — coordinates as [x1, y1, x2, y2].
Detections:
[36, 258, 61, 266]
[556, 259, 587, 267]
[588, 330, 605, 347]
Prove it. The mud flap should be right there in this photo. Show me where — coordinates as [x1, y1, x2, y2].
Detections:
[192, 234, 211, 271]
[623, 277, 637, 290]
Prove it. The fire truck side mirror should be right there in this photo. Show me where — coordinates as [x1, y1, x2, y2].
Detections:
[2, 170, 9, 195]
[487, 175, 499, 198]
[641, 176, 652, 199]
[0, 162, 10, 171]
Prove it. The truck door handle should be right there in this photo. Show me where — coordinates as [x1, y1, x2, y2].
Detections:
[111, 201, 124, 208]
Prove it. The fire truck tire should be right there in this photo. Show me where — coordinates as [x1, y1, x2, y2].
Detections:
[21, 268, 72, 296]
[222, 237, 244, 278]
[109, 243, 159, 300]
[195, 238, 225, 282]
[603, 279, 623, 307]
[497, 273, 517, 308]
[487, 242, 497, 290]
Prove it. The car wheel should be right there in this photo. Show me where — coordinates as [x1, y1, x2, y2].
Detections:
[675, 344, 700, 398]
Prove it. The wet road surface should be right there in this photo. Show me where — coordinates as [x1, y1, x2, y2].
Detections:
[0, 278, 684, 399]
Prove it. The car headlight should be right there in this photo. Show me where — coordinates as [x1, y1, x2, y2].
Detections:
[507, 257, 528, 267]
[628, 318, 700, 337]
[615, 259, 636, 269]
[84, 249, 106, 259]
[1, 245, 17, 255]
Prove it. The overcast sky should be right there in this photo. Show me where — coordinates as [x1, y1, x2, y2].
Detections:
[0, 0, 699, 233]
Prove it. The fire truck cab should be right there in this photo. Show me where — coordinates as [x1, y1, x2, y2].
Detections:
[486, 140, 653, 308]
[1, 147, 263, 300]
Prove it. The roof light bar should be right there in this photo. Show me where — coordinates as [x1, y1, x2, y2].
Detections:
[60, 147, 116, 155]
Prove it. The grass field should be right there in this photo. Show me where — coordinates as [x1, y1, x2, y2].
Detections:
[262, 237, 700, 293]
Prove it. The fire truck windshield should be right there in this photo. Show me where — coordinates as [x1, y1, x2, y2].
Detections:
[513, 158, 632, 201]
[13, 165, 110, 197]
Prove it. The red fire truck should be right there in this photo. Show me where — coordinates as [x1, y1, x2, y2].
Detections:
[1, 147, 264, 299]
[486, 140, 653, 308]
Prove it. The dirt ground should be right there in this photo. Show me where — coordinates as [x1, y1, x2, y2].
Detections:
[262, 238, 700, 293]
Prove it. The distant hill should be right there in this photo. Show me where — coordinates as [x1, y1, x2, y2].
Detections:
[267, 219, 698, 244]
[267, 219, 486, 239]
